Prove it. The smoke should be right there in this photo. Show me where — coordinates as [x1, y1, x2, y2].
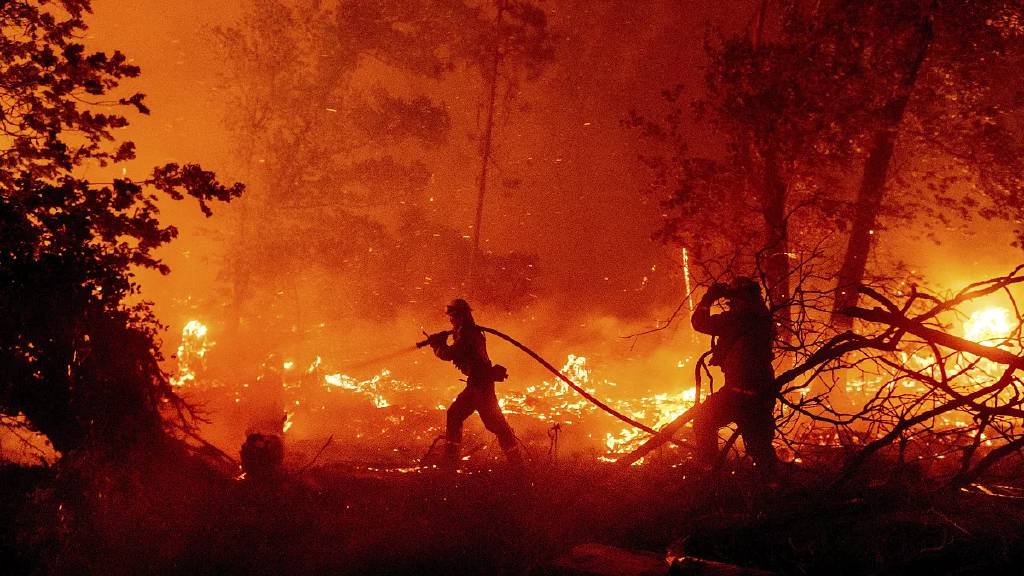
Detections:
[161, 289, 712, 468]
[76, 1, 1024, 468]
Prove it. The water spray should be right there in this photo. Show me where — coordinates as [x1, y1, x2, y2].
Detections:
[342, 345, 421, 372]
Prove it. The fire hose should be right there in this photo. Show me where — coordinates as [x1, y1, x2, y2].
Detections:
[416, 325, 702, 454]
[417, 326, 662, 435]
[476, 326, 664, 436]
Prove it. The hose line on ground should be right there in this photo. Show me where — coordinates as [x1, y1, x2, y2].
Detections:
[478, 325, 662, 437]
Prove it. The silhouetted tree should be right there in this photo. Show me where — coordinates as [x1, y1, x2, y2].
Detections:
[637, 0, 1024, 341]
[0, 0, 242, 455]
[214, 0, 547, 344]
[466, 0, 553, 284]
[829, 0, 1024, 331]
[214, 0, 451, 338]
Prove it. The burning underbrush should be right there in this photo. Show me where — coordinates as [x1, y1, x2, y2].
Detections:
[164, 287, 1024, 480]
[172, 320, 704, 470]
[5, 283, 1024, 575]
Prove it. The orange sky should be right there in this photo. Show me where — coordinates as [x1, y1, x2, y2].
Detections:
[65, 0, 1024, 457]
[82, 0, 1021, 336]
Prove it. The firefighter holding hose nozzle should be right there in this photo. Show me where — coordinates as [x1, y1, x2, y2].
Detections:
[418, 299, 521, 468]
[691, 277, 778, 473]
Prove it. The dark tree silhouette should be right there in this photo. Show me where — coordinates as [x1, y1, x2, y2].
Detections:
[828, 0, 1024, 332]
[213, 0, 546, 350]
[636, 0, 1024, 341]
[0, 0, 242, 455]
[467, 0, 553, 285]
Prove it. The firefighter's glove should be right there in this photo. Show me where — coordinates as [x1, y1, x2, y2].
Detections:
[490, 364, 509, 382]
[426, 330, 450, 347]
[706, 282, 730, 302]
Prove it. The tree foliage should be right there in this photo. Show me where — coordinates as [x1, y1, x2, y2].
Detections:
[214, 0, 549, 347]
[0, 0, 242, 454]
[637, 0, 1024, 339]
[627, 0, 1024, 475]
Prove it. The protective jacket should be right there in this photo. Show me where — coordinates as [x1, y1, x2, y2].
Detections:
[431, 323, 494, 385]
[691, 298, 775, 396]
[430, 320, 519, 464]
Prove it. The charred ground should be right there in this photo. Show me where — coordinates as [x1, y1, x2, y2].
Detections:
[4, 454, 1024, 575]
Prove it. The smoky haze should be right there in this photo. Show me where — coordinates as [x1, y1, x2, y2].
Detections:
[88, 0, 728, 323]
[72, 0, 1022, 459]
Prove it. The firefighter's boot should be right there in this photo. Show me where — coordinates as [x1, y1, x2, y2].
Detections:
[443, 440, 461, 469]
[504, 444, 524, 469]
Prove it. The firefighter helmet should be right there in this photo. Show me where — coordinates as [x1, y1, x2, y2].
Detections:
[445, 298, 473, 315]
[728, 276, 761, 300]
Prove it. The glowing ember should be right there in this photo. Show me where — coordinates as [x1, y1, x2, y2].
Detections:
[169, 324, 704, 465]
[603, 388, 696, 454]
[500, 355, 595, 420]
[500, 354, 697, 456]
[306, 356, 322, 373]
[963, 306, 1013, 343]
[323, 370, 393, 408]
[170, 320, 210, 387]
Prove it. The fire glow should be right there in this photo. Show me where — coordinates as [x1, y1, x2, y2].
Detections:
[963, 306, 1014, 344]
[171, 320, 210, 387]
[173, 305, 1022, 465]
[171, 320, 700, 461]
[845, 305, 1021, 429]
[323, 371, 393, 409]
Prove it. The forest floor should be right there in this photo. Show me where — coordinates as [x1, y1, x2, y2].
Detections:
[3, 452, 1024, 575]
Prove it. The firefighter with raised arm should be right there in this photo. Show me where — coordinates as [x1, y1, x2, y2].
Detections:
[421, 299, 521, 468]
[691, 277, 778, 471]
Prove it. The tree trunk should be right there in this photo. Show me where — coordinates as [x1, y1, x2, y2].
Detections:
[830, 11, 934, 332]
[228, 196, 250, 339]
[823, 10, 933, 410]
[829, 121, 901, 333]
[761, 148, 791, 342]
[227, 109, 264, 342]
[468, 0, 506, 290]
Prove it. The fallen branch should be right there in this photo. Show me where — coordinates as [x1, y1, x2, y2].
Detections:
[948, 434, 1024, 490]
[845, 306, 1024, 370]
[834, 367, 1016, 486]
[615, 404, 702, 466]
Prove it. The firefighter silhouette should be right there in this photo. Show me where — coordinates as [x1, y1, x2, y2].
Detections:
[425, 299, 521, 467]
[691, 277, 778, 470]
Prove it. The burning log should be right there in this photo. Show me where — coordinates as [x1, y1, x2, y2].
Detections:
[615, 404, 702, 466]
